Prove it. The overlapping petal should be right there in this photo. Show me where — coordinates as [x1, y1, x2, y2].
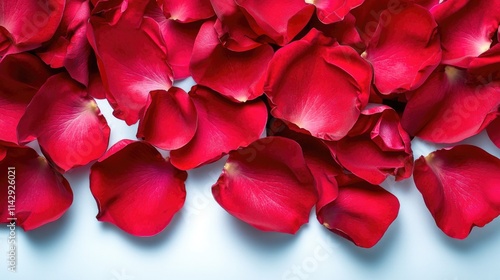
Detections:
[364, 4, 441, 95]
[487, 118, 500, 149]
[413, 145, 500, 238]
[190, 21, 273, 102]
[265, 29, 372, 140]
[170, 86, 267, 170]
[0, 145, 73, 230]
[401, 66, 500, 143]
[90, 140, 187, 236]
[137, 87, 198, 150]
[317, 174, 399, 248]
[157, 0, 214, 23]
[212, 136, 317, 234]
[17, 73, 110, 172]
[310, 0, 364, 24]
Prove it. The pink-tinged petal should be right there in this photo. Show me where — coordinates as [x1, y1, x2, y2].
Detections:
[170, 86, 267, 170]
[311, 0, 364, 24]
[431, 0, 500, 68]
[487, 118, 500, 149]
[89, 9, 173, 125]
[401, 66, 500, 143]
[235, 0, 315, 46]
[137, 87, 198, 150]
[318, 174, 399, 248]
[157, 0, 214, 23]
[17, 73, 110, 172]
[211, 0, 262, 51]
[365, 4, 441, 95]
[90, 140, 187, 236]
[329, 106, 413, 184]
[0, 145, 73, 231]
[414, 145, 500, 239]
[0, 53, 52, 144]
[212, 136, 317, 234]
[190, 21, 273, 102]
[468, 43, 500, 82]
[0, 0, 65, 56]
[265, 29, 372, 141]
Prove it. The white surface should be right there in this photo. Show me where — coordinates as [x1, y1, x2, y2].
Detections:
[2, 78, 500, 280]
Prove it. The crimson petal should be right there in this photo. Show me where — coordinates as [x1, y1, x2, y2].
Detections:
[212, 136, 317, 234]
[413, 145, 500, 238]
[90, 140, 187, 236]
[17, 73, 110, 172]
[0, 145, 73, 230]
[170, 86, 267, 170]
[310, 0, 364, 24]
[157, 0, 214, 23]
[487, 118, 500, 149]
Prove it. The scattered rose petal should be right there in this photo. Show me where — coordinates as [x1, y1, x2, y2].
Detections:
[310, 0, 364, 24]
[487, 118, 500, 149]
[157, 0, 214, 23]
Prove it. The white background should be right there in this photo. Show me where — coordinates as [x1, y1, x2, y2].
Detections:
[2, 78, 500, 280]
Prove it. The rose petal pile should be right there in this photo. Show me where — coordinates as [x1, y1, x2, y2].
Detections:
[1, 0, 500, 248]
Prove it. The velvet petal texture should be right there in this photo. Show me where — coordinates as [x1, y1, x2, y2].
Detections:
[157, 0, 215, 23]
[88, 11, 173, 125]
[364, 4, 441, 95]
[235, 0, 315, 46]
[310, 0, 364, 24]
[0, 145, 73, 231]
[170, 86, 267, 170]
[0, 0, 65, 57]
[137, 87, 198, 150]
[0, 53, 52, 144]
[317, 175, 400, 248]
[265, 29, 372, 141]
[212, 136, 317, 234]
[90, 140, 187, 236]
[17, 73, 110, 172]
[487, 118, 500, 149]
[190, 21, 273, 102]
[431, 0, 500, 68]
[329, 105, 413, 185]
[401, 66, 500, 143]
[413, 145, 500, 239]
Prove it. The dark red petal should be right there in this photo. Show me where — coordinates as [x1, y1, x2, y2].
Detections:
[89, 11, 173, 125]
[330, 106, 413, 184]
[432, 0, 500, 68]
[90, 140, 187, 236]
[365, 4, 441, 94]
[487, 118, 500, 149]
[0, 0, 65, 56]
[413, 145, 500, 239]
[313, 13, 363, 50]
[317, 174, 399, 248]
[265, 29, 372, 140]
[235, 0, 315, 46]
[17, 73, 110, 172]
[137, 87, 198, 150]
[0, 145, 73, 231]
[311, 0, 364, 24]
[170, 86, 267, 170]
[212, 136, 317, 234]
[468, 43, 500, 82]
[190, 21, 273, 102]
[0, 53, 52, 144]
[401, 66, 500, 143]
[157, 0, 214, 23]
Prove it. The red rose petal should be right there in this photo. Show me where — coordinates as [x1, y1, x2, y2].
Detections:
[157, 0, 214, 23]
[0, 145, 73, 231]
[313, 13, 363, 50]
[212, 136, 317, 234]
[235, 0, 315, 46]
[365, 4, 441, 95]
[0, 53, 52, 144]
[265, 29, 372, 141]
[317, 174, 399, 248]
[413, 145, 500, 239]
[190, 21, 274, 102]
[487, 118, 500, 149]
[137, 87, 198, 150]
[89, 9, 173, 124]
[170, 86, 267, 170]
[17, 73, 110, 172]
[90, 140, 187, 236]
[431, 0, 500, 68]
[468, 43, 500, 82]
[311, 0, 364, 24]
[401, 66, 500, 143]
